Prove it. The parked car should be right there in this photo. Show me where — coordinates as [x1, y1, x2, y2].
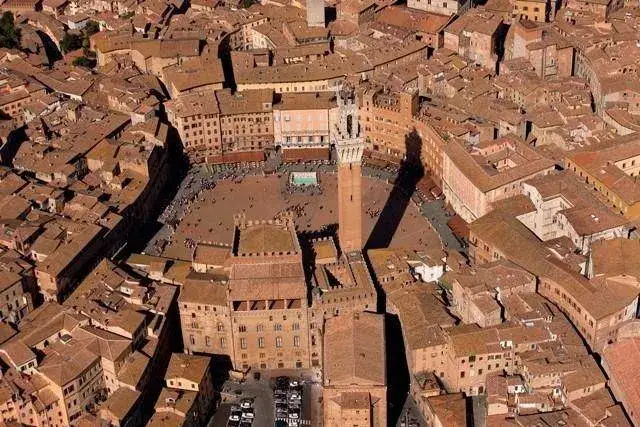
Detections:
[275, 376, 290, 389]
[288, 392, 302, 402]
[288, 401, 300, 410]
[242, 409, 255, 420]
[288, 379, 299, 388]
[289, 409, 300, 419]
[240, 398, 253, 409]
[229, 412, 241, 422]
[288, 397, 302, 406]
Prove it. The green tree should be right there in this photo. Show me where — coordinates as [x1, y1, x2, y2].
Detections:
[72, 56, 93, 67]
[0, 12, 20, 49]
[60, 32, 83, 53]
[84, 20, 100, 37]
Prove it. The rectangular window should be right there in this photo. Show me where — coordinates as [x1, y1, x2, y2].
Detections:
[258, 337, 265, 348]
[276, 337, 283, 348]
[240, 338, 247, 349]
[293, 336, 300, 347]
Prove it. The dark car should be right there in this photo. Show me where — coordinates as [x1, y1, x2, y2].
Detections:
[275, 376, 290, 389]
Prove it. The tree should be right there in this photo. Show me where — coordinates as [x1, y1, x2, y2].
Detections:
[0, 12, 20, 49]
[72, 56, 93, 67]
[60, 32, 83, 53]
[84, 20, 100, 37]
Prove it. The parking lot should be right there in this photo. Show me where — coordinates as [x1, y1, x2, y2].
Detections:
[208, 374, 316, 427]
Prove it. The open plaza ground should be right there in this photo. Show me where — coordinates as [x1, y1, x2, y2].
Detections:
[150, 171, 445, 261]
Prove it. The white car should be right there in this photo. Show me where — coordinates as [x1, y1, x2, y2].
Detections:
[289, 380, 299, 387]
[288, 421, 299, 427]
[228, 413, 241, 422]
[242, 410, 255, 419]
[240, 399, 253, 409]
[289, 412, 300, 419]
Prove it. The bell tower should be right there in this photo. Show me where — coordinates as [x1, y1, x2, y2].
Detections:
[333, 84, 364, 254]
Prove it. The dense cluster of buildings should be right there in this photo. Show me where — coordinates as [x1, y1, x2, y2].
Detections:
[0, 0, 638, 424]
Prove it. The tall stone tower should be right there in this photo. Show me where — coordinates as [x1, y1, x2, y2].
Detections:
[307, 0, 325, 28]
[333, 83, 364, 254]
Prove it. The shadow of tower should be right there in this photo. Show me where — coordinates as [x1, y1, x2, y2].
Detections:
[365, 129, 424, 249]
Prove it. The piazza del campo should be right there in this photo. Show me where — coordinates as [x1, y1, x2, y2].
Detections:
[0, 0, 639, 425]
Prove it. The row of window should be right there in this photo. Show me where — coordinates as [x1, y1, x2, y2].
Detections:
[240, 336, 301, 349]
[238, 323, 300, 332]
[190, 335, 226, 348]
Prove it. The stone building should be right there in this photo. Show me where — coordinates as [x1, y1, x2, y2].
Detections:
[306, 0, 325, 27]
[407, 0, 473, 18]
[503, 20, 573, 79]
[337, 0, 376, 25]
[442, 135, 555, 223]
[323, 312, 387, 427]
[226, 213, 312, 370]
[443, 9, 504, 72]
[216, 89, 274, 160]
[273, 92, 337, 162]
[445, 260, 536, 327]
[518, 171, 629, 254]
[151, 354, 215, 426]
[360, 85, 419, 162]
[565, 136, 640, 220]
[469, 208, 639, 353]
[178, 273, 232, 359]
[165, 91, 222, 164]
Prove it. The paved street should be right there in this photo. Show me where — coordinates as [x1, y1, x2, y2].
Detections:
[396, 395, 427, 427]
[421, 198, 465, 253]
